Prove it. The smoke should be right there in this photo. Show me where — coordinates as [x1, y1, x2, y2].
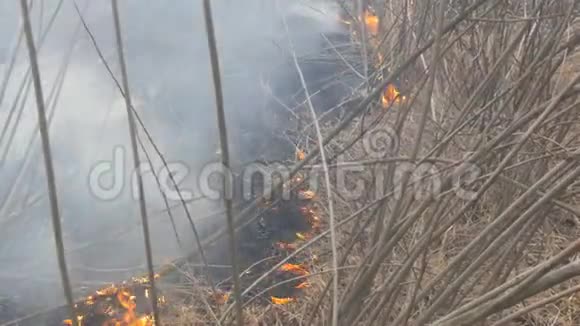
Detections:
[0, 0, 351, 314]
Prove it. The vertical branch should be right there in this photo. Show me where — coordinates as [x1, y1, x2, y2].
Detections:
[110, 0, 161, 325]
[202, 1, 243, 325]
[358, 0, 369, 88]
[18, 0, 77, 325]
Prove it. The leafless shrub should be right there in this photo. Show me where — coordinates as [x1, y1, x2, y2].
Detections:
[276, 0, 580, 325]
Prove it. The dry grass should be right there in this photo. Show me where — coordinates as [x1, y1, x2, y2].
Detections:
[159, 0, 580, 325]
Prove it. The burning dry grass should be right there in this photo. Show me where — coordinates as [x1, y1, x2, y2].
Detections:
[60, 274, 163, 326]
[11, 0, 580, 325]
[157, 1, 580, 324]
[92, 0, 580, 324]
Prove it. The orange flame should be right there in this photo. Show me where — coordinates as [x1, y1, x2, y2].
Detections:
[299, 205, 321, 230]
[117, 288, 137, 310]
[271, 296, 295, 305]
[212, 291, 230, 305]
[62, 317, 80, 326]
[84, 296, 95, 305]
[299, 190, 316, 200]
[296, 149, 306, 161]
[279, 263, 309, 276]
[62, 138, 324, 318]
[63, 315, 86, 326]
[381, 84, 405, 108]
[132, 274, 160, 284]
[64, 280, 159, 326]
[364, 10, 379, 36]
[134, 316, 155, 326]
[96, 285, 117, 296]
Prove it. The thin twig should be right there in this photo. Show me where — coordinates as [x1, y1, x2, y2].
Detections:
[110, 0, 160, 324]
[491, 283, 580, 326]
[202, 1, 243, 325]
[18, 0, 77, 325]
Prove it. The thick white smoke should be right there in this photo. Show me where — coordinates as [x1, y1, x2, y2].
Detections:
[0, 0, 349, 315]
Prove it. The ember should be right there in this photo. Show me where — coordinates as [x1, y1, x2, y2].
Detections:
[296, 148, 306, 161]
[211, 291, 230, 305]
[382, 83, 406, 108]
[364, 10, 379, 36]
[271, 297, 295, 305]
[298, 190, 316, 200]
[279, 263, 309, 276]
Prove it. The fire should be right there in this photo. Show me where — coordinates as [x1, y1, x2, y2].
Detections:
[63, 315, 83, 326]
[279, 263, 309, 276]
[55, 51, 337, 320]
[296, 148, 306, 161]
[132, 274, 160, 284]
[96, 284, 117, 296]
[342, 8, 409, 108]
[381, 83, 405, 108]
[298, 190, 316, 200]
[310, 214, 321, 224]
[62, 276, 161, 326]
[135, 316, 155, 326]
[211, 291, 230, 305]
[299, 206, 321, 231]
[339, 7, 409, 109]
[364, 10, 379, 36]
[85, 296, 95, 305]
[59, 142, 321, 320]
[271, 296, 295, 305]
